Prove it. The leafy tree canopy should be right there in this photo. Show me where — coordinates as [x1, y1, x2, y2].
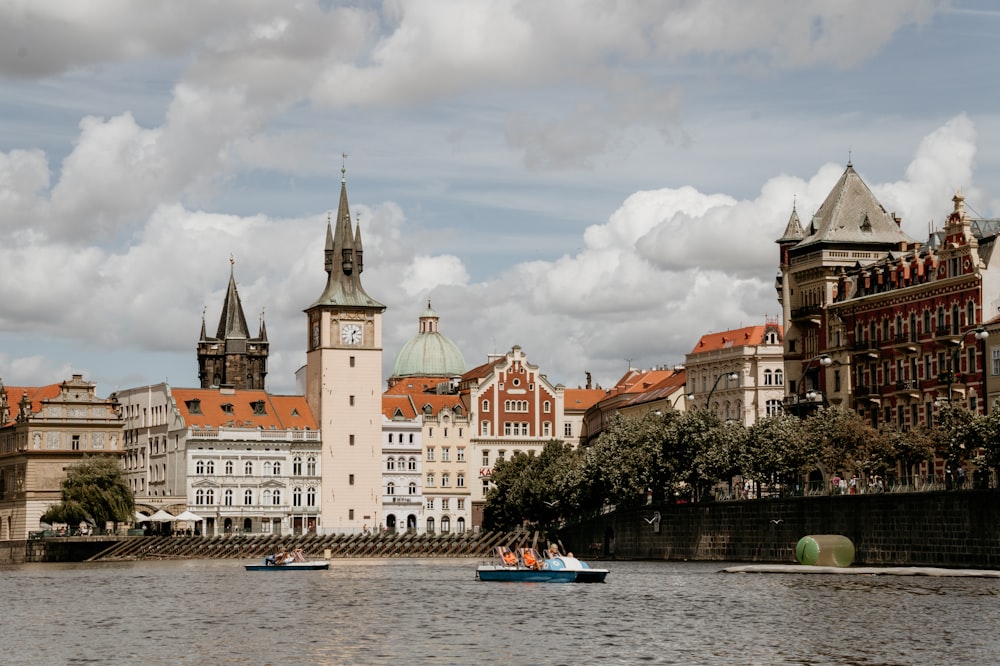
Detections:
[42, 455, 134, 527]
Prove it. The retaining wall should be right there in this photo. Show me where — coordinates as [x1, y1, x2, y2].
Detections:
[559, 490, 1000, 568]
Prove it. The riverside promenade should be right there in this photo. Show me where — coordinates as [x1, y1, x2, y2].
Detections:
[14, 529, 545, 563]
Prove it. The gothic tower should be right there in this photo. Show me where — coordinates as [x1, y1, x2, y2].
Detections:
[197, 259, 269, 390]
[305, 165, 386, 533]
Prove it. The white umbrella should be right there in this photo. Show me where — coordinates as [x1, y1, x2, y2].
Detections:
[149, 509, 175, 522]
[135, 511, 151, 523]
[174, 510, 203, 522]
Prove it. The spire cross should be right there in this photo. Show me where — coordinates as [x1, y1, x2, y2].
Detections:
[341, 153, 348, 182]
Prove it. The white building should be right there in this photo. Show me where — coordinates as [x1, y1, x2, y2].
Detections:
[114, 383, 321, 535]
[381, 400, 423, 533]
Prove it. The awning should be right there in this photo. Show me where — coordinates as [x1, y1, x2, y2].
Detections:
[134, 511, 151, 523]
[149, 509, 176, 522]
[174, 510, 204, 522]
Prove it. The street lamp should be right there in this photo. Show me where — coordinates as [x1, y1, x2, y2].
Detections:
[795, 354, 833, 415]
[706, 371, 739, 410]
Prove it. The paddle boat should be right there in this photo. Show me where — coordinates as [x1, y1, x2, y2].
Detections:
[245, 548, 329, 571]
[476, 546, 609, 583]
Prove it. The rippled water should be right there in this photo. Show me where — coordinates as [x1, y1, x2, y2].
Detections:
[4, 558, 1000, 665]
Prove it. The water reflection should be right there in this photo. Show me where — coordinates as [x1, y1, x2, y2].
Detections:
[3, 559, 999, 665]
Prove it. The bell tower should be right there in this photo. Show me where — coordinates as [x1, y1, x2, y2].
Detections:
[305, 160, 385, 534]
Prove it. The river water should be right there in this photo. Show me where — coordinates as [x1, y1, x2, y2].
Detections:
[3, 558, 999, 665]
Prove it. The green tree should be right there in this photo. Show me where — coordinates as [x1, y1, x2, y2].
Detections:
[583, 412, 666, 508]
[932, 403, 981, 486]
[743, 413, 808, 496]
[803, 406, 876, 485]
[42, 455, 134, 527]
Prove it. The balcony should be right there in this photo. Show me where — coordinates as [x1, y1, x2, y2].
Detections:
[791, 305, 823, 325]
[849, 340, 881, 359]
[892, 334, 920, 355]
[893, 380, 921, 399]
[852, 385, 881, 405]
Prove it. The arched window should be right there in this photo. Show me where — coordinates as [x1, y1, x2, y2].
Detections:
[441, 516, 451, 533]
[426, 473, 434, 487]
[205, 460, 214, 475]
[426, 517, 435, 533]
[386, 457, 396, 471]
[482, 399, 490, 413]
[775, 369, 784, 385]
[457, 517, 466, 534]
[272, 490, 281, 506]
[408, 482, 417, 495]
[263, 489, 271, 505]
[273, 462, 281, 476]
[224, 489, 233, 506]
[206, 489, 215, 505]
[306, 457, 316, 475]
[225, 460, 233, 475]
[387, 482, 396, 496]
[306, 487, 316, 507]
[407, 457, 417, 471]
[244, 489, 253, 505]
[293, 487, 302, 507]
[441, 474, 450, 487]
[293, 457, 302, 476]
[763, 369, 773, 386]
[196, 461, 205, 474]
[263, 461, 272, 476]
[245, 461, 253, 475]
[457, 473, 465, 488]
[544, 400, 551, 413]
[195, 489, 204, 505]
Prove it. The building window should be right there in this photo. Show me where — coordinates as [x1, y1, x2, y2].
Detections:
[349, 509, 354, 520]
[307, 487, 316, 507]
[206, 460, 215, 475]
[457, 473, 465, 488]
[426, 448, 435, 462]
[72, 435, 81, 450]
[264, 462, 272, 476]
[457, 498, 465, 510]
[441, 474, 450, 487]
[245, 461, 253, 475]
[293, 457, 302, 475]
[293, 487, 302, 507]
[765, 399, 783, 417]
[349, 474, 355, 485]
[482, 399, 490, 412]
[481, 421, 490, 436]
[408, 482, 417, 495]
[272, 490, 281, 505]
[457, 448, 465, 462]
[497, 450, 505, 462]
[263, 490, 271, 505]
[387, 458, 395, 471]
[350, 356, 355, 368]
[426, 517, 435, 533]
[196, 460, 205, 474]
[442, 447, 450, 461]
[482, 450, 490, 466]
[426, 498, 434, 510]
[349, 395, 355, 406]
[307, 457, 316, 475]
[225, 460, 233, 475]
[244, 489, 253, 505]
[196, 489, 204, 505]
[442, 498, 449, 511]
[542, 422, 551, 437]
[224, 489, 233, 506]
[387, 482, 395, 496]
[428, 428, 433, 437]
[763, 369, 773, 386]
[544, 400, 551, 413]
[349, 434, 355, 446]
[426, 473, 435, 487]
[251, 400, 266, 416]
[564, 422, 572, 437]
[407, 457, 417, 471]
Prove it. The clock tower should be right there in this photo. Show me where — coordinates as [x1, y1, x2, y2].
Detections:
[305, 166, 386, 534]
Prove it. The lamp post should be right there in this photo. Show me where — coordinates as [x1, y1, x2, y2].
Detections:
[706, 371, 739, 411]
[795, 354, 833, 416]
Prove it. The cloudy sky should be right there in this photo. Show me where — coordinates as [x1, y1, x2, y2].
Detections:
[1, 0, 998, 397]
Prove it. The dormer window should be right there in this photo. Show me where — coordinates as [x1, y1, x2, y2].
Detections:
[221, 403, 234, 414]
[186, 399, 202, 415]
[342, 248, 353, 273]
[251, 400, 266, 416]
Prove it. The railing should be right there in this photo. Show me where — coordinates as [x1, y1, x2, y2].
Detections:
[189, 428, 320, 442]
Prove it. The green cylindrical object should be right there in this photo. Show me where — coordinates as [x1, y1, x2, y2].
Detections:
[795, 534, 855, 567]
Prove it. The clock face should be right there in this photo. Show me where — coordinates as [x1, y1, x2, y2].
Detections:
[341, 323, 362, 345]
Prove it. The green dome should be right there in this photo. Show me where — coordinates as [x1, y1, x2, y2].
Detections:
[391, 303, 466, 378]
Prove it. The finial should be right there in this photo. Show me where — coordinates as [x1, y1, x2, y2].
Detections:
[428, 298, 432, 309]
[260, 306, 265, 323]
[341, 153, 348, 183]
[202, 306, 207, 320]
[847, 149, 852, 167]
[792, 194, 797, 211]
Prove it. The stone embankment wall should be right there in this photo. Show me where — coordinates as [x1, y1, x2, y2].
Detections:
[559, 490, 1000, 568]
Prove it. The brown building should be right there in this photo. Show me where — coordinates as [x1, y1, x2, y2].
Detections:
[0, 374, 124, 540]
[197, 261, 269, 390]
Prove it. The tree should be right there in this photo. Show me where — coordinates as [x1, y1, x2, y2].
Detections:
[932, 403, 981, 485]
[42, 455, 135, 527]
[743, 413, 808, 496]
[803, 406, 876, 483]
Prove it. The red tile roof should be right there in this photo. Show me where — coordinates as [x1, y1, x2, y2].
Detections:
[563, 388, 605, 412]
[1, 384, 62, 426]
[690, 324, 782, 354]
[382, 395, 417, 420]
[170, 388, 316, 430]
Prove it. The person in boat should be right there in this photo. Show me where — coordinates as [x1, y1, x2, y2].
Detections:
[521, 547, 543, 570]
[500, 548, 518, 567]
[547, 543, 562, 559]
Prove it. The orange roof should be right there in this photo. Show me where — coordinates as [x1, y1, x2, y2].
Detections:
[382, 394, 417, 420]
[690, 324, 782, 354]
[1, 384, 61, 426]
[563, 388, 605, 412]
[624, 370, 687, 407]
[604, 369, 675, 397]
[385, 376, 452, 395]
[383, 378, 466, 418]
[170, 388, 316, 430]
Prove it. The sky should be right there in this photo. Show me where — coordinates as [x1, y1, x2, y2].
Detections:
[1, 0, 999, 397]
